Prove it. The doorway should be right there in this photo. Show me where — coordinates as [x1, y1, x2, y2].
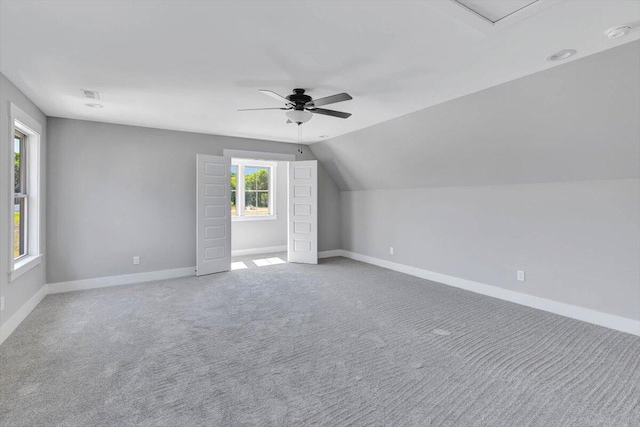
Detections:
[230, 157, 288, 270]
[195, 150, 317, 276]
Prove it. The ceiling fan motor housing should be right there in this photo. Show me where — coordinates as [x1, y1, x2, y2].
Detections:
[287, 88, 313, 110]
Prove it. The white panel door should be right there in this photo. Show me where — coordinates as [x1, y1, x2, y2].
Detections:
[288, 160, 318, 264]
[196, 154, 231, 276]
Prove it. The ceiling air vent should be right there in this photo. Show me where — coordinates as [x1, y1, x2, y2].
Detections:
[82, 89, 100, 100]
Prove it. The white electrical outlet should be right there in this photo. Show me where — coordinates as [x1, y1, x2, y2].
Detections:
[133, 256, 140, 265]
[1, 296, 4, 311]
[390, 247, 394, 255]
[517, 270, 526, 282]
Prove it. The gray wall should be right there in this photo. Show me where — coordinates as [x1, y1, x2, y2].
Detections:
[0, 73, 47, 329]
[311, 42, 640, 191]
[315, 42, 640, 322]
[231, 161, 287, 252]
[46, 118, 341, 283]
[342, 179, 640, 321]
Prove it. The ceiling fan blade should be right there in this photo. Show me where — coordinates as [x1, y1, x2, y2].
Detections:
[259, 89, 293, 105]
[286, 119, 293, 124]
[237, 107, 290, 111]
[308, 108, 352, 119]
[307, 92, 352, 108]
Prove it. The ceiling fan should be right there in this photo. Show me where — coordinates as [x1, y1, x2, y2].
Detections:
[238, 88, 352, 124]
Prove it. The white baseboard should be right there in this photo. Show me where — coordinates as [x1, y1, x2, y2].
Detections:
[48, 266, 196, 294]
[0, 284, 49, 345]
[3, 251, 637, 346]
[1, 267, 196, 345]
[338, 250, 640, 337]
[318, 249, 343, 259]
[231, 245, 287, 257]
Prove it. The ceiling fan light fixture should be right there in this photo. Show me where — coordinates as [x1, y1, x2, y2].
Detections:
[286, 110, 313, 124]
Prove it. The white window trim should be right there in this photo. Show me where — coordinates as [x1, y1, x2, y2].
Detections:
[8, 103, 42, 283]
[231, 158, 277, 221]
[223, 149, 295, 162]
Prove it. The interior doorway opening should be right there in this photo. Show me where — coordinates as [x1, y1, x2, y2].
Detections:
[196, 150, 318, 276]
[230, 157, 289, 270]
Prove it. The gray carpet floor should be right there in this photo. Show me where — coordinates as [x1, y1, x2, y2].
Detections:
[1, 256, 639, 426]
[231, 251, 288, 270]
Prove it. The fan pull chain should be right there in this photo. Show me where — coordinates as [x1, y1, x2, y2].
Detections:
[297, 124, 303, 154]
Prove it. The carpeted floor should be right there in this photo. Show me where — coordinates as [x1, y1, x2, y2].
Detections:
[1, 256, 639, 426]
[231, 251, 288, 270]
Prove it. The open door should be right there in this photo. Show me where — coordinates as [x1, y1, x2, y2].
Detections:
[288, 160, 318, 264]
[196, 154, 231, 276]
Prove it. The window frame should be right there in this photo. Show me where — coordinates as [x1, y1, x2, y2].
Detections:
[13, 129, 28, 261]
[231, 158, 277, 221]
[8, 103, 43, 282]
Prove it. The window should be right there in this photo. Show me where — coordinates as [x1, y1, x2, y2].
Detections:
[230, 158, 276, 220]
[243, 165, 270, 216]
[8, 103, 42, 282]
[14, 130, 27, 260]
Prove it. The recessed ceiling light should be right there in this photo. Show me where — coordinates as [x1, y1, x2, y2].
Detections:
[319, 135, 330, 138]
[546, 49, 576, 62]
[606, 26, 631, 39]
[84, 103, 103, 108]
[82, 89, 100, 100]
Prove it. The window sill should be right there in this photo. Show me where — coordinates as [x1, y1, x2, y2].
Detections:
[232, 215, 278, 222]
[10, 254, 43, 283]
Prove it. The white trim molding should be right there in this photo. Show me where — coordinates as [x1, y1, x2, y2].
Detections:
[10, 254, 42, 282]
[335, 250, 640, 336]
[3, 250, 637, 346]
[1, 251, 347, 343]
[232, 214, 278, 222]
[0, 284, 48, 345]
[231, 245, 287, 257]
[231, 157, 278, 220]
[1, 267, 197, 345]
[318, 249, 343, 259]
[223, 149, 295, 162]
[48, 267, 196, 294]
[8, 103, 43, 282]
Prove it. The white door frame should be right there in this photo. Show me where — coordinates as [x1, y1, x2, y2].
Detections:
[223, 150, 295, 257]
[210, 151, 317, 265]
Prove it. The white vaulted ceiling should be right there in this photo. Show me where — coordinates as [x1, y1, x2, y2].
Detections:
[0, 1, 638, 144]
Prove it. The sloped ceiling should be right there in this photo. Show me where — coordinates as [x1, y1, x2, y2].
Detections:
[310, 41, 640, 191]
[0, 0, 638, 144]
